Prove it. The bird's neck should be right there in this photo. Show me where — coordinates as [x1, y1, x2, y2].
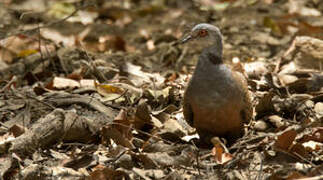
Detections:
[201, 38, 223, 65]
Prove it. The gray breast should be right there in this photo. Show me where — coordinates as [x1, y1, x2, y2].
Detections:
[187, 63, 241, 108]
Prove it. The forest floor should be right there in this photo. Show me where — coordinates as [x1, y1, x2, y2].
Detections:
[0, 0, 322, 179]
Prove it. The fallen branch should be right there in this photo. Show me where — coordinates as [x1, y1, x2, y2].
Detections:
[47, 93, 117, 116]
[6, 107, 115, 157]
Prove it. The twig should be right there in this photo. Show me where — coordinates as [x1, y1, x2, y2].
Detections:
[298, 175, 323, 180]
[106, 149, 128, 164]
[176, 46, 187, 68]
[106, 89, 129, 102]
[274, 38, 296, 74]
[80, 44, 109, 82]
[14, 90, 56, 110]
[0, 76, 18, 93]
[293, 152, 316, 167]
[37, 23, 47, 73]
[111, 122, 174, 145]
[229, 134, 268, 151]
[192, 141, 201, 176]
[0, 122, 9, 129]
[256, 154, 264, 180]
[48, 95, 116, 116]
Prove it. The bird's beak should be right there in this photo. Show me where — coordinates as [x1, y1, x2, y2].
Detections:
[180, 34, 192, 44]
[172, 33, 192, 46]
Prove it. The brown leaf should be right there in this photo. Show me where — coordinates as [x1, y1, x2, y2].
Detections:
[101, 126, 134, 149]
[290, 143, 309, 158]
[33, 86, 48, 96]
[274, 129, 297, 151]
[114, 110, 132, 139]
[133, 100, 153, 131]
[90, 165, 130, 180]
[9, 125, 25, 138]
[211, 137, 232, 164]
[158, 119, 186, 142]
[299, 127, 323, 144]
[99, 35, 126, 52]
[63, 154, 94, 170]
[255, 92, 275, 118]
[285, 171, 307, 180]
[101, 109, 134, 149]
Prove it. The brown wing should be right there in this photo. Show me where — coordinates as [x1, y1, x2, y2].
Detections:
[232, 71, 253, 123]
[183, 93, 194, 127]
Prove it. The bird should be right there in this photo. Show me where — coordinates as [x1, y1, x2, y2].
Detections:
[180, 23, 252, 145]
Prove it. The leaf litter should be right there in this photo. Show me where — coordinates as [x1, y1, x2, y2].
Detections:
[0, 0, 322, 179]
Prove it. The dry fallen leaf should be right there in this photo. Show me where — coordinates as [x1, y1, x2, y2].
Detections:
[101, 110, 134, 149]
[95, 82, 125, 101]
[211, 137, 232, 164]
[80, 79, 96, 88]
[268, 115, 286, 128]
[17, 49, 38, 58]
[255, 92, 275, 117]
[9, 125, 25, 138]
[274, 129, 297, 151]
[48, 77, 80, 90]
[91, 165, 129, 180]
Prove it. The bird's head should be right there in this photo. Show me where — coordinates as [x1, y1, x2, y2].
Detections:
[180, 23, 222, 45]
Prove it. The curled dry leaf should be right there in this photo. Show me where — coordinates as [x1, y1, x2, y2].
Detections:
[101, 110, 134, 149]
[158, 119, 186, 142]
[314, 102, 323, 118]
[147, 87, 171, 101]
[255, 92, 275, 118]
[133, 100, 153, 131]
[114, 110, 132, 139]
[268, 115, 285, 128]
[101, 125, 134, 149]
[122, 62, 165, 87]
[254, 120, 268, 131]
[278, 74, 298, 85]
[211, 137, 232, 165]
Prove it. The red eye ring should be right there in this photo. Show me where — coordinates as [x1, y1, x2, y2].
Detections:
[198, 30, 208, 37]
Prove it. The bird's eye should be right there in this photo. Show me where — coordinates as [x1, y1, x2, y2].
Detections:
[198, 30, 208, 37]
